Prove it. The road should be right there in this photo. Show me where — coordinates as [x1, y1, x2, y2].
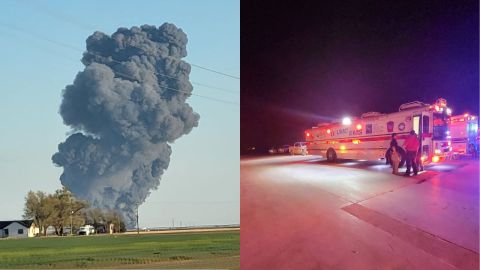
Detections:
[241, 155, 479, 270]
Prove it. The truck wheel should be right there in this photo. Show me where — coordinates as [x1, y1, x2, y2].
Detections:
[326, 148, 337, 162]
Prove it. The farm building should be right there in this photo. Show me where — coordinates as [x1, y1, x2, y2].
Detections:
[0, 220, 38, 238]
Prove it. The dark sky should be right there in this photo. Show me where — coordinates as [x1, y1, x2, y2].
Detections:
[241, 0, 479, 150]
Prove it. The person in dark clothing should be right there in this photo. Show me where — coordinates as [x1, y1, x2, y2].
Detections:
[386, 133, 399, 166]
[390, 133, 398, 148]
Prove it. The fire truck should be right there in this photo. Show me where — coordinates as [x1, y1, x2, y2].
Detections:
[305, 98, 452, 164]
[448, 114, 479, 156]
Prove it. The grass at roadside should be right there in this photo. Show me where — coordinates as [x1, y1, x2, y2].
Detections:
[0, 230, 239, 269]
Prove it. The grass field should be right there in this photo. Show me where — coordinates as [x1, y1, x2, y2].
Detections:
[0, 230, 239, 269]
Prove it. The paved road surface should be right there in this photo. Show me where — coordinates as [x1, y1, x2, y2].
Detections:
[241, 156, 479, 270]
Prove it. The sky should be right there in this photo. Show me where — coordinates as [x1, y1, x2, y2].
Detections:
[0, 0, 239, 227]
[241, 0, 479, 150]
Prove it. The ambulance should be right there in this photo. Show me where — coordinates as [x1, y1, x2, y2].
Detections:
[448, 114, 478, 156]
[305, 98, 452, 164]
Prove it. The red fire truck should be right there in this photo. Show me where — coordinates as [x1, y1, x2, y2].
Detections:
[305, 98, 452, 164]
[448, 114, 479, 156]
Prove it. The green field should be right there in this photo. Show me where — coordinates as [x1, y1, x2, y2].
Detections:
[0, 230, 239, 269]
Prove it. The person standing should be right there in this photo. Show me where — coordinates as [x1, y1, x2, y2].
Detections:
[386, 133, 398, 165]
[391, 146, 400, 175]
[390, 133, 398, 148]
[403, 130, 420, 176]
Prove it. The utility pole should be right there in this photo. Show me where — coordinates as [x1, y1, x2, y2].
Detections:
[70, 197, 73, 236]
[136, 203, 139, 235]
[70, 210, 73, 236]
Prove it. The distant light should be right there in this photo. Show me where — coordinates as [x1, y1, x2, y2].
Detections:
[432, 156, 440, 163]
[472, 116, 476, 120]
[421, 156, 427, 162]
[434, 149, 441, 154]
[326, 129, 331, 134]
[435, 105, 440, 111]
[446, 108, 452, 115]
[464, 113, 469, 117]
[306, 132, 310, 137]
[342, 117, 352, 125]
[352, 139, 360, 144]
[340, 145, 346, 150]
[447, 141, 451, 146]
[356, 124, 362, 130]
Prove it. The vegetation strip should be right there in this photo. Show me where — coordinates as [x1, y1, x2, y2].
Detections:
[0, 231, 239, 269]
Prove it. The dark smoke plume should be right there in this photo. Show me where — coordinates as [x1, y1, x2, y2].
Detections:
[52, 23, 199, 228]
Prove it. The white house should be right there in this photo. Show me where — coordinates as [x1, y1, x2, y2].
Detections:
[0, 220, 38, 238]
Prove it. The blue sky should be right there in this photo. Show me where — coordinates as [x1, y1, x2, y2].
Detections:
[0, 0, 239, 227]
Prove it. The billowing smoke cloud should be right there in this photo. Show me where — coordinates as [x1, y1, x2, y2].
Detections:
[52, 23, 199, 228]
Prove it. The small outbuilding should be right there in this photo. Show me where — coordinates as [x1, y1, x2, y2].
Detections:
[0, 220, 38, 238]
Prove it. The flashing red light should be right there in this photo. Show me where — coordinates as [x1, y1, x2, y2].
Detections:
[356, 124, 362, 130]
[326, 129, 331, 134]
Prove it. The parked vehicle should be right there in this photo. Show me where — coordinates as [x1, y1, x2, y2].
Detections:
[277, 145, 290, 154]
[449, 114, 478, 157]
[305, 98, 452, 163]
[78, 225, 95, 236]
[289, 142, 308, 155]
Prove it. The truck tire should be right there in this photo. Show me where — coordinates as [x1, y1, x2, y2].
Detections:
[326, 148, 337, 162]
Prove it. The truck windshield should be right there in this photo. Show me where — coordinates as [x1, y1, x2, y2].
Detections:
[433, 113, 447, 140]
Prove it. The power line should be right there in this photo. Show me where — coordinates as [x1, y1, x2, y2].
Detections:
[0, 21, 239, 92]
[190, 63, 240, 80]
[105, 67, 240, 106]
[0, 21, 239, 105]
[1, 5, 240, 80]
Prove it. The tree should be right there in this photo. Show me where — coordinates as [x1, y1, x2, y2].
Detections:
[23, 191, 52, 236]
[47, 187, 88, 236]
[82, 208, 126, 233]
[24, 187, 88, 236]
[104, 210, 126, 233]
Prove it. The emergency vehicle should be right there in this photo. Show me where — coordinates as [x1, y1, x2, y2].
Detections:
[448, 114, 478, 156]
[305, 98, 452, 163]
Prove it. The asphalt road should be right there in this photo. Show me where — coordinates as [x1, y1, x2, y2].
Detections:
[241, 155, 479, 270]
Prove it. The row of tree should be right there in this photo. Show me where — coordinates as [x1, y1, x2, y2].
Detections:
[23, 187, 125, 236]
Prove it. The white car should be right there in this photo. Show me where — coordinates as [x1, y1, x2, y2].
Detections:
[268, 147, 278, 154]
[289, 142, 308, 155]
[78, 225, 95, 235]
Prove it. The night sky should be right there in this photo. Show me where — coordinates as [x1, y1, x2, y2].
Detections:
[241, 0, 479, 151]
